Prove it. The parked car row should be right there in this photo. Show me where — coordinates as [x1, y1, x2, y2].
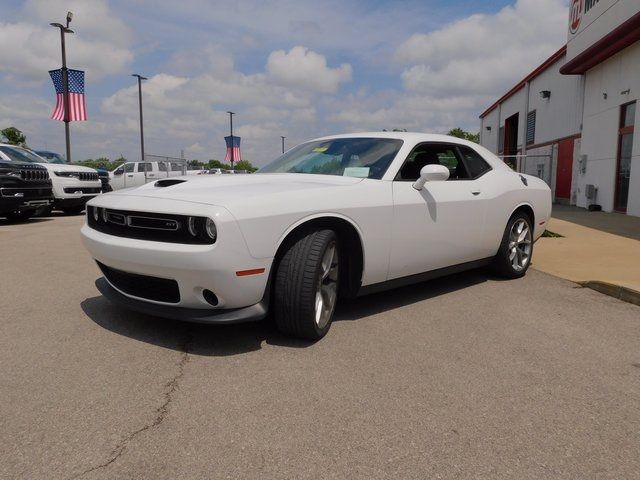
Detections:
[0, 144, 104, 221]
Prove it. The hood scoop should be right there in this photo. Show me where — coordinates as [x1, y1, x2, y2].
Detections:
[154, 179, 186, 188]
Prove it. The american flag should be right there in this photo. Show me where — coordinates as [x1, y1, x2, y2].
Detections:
[49, 69, 87, 121]
[224, 135, 242, 163]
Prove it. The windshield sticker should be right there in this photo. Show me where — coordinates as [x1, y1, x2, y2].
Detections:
[312, 147, 329, 153]
[343, 167, 370, 178]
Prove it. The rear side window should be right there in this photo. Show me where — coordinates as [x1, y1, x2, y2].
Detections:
[137, 162, 152, 173]
[458, 146, 492, 179]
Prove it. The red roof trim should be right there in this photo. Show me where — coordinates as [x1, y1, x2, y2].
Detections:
[479, 46, 567, 119]
[560, 10, 640, 75]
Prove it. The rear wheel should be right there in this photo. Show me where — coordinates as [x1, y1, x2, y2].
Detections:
[492, 212, 533, 278]
[273, 229, 339, 340]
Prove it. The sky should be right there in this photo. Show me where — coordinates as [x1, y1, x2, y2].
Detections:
[0, 0, 570, 166]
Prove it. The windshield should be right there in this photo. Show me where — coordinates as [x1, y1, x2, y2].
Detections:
[259, 137, 403, 179]
[35, 151, 66, 164]
[0, 146, 47, 163]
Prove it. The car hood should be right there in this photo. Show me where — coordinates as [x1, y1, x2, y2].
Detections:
[37, 163, 97, 173]
[108, 173, 364, 206]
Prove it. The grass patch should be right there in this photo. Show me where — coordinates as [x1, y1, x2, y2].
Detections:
[542, 230, 564, 238]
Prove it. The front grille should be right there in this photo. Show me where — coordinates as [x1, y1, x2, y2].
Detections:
[1, 187, 53, 198]
[20, 168, 49, 181]
[63, 187, 101, 194]
[79, 172, 99, 181]
[87, 206, 216, 245]
[97, 262, 180, 303]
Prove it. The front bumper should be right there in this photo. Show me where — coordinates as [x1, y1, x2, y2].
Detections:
[81, 197, 272, 316]
[52, 177, 102, 201]
[96, 277, 267, 324]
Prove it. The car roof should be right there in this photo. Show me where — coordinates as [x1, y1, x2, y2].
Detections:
[310, 132, 510, 172]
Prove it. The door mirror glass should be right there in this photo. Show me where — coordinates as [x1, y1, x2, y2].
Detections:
[413, 164, 450, 190]
[113, 167, 123, 175]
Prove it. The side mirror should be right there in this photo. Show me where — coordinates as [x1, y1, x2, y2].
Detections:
[113, 168, 123, 176]
[412, 164, 450, 190]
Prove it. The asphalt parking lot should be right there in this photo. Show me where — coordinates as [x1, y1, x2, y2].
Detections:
[1, 215, 639, 479]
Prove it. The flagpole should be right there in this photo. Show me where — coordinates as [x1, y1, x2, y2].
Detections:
[227, 111, 235, 170]
[50, 12, 74, 163]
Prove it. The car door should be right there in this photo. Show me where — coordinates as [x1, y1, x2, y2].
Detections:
[388, 143, 491, 280]
[110, 163, 133, 190]
[134, 162, 154, 186]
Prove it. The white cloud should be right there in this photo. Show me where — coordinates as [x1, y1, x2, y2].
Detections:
[395, 0, 568, 95]
[0, 0, 133, 81]
[266, 46, 352, 93]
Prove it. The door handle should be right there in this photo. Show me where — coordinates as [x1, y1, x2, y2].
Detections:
[471, 190, 481, 196]
[127, 174, 134, 177]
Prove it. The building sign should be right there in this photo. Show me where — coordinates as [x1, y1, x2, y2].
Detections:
[569, 0, 607, 35]
[569, 0, 583, 34]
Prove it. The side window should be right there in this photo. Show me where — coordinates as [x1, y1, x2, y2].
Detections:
[396, 144, 469, 181]
[158, 162, 167, 171]
[457, 146, 492, 179]
[124, 163, 134, 173]
[137, 162, 152, 173]
[171, 162, 183, 172]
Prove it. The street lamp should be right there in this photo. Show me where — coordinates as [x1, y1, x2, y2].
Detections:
[281, 136, 286, 154]
[132, 74, 148, 166]
[50, 11, 74, 163]
[227, 111, 235, 169]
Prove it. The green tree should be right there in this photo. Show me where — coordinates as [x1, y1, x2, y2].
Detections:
[234, 159, 258, 172]
[447, 127, 480, 144]
[1, 127, 27, 146]
[206, 159, 231, 170]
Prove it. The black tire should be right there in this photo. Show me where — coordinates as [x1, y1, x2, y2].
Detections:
[492, 211, 534, 279]
[273, 229, 340, 340]
[37, 205, 54, 217]
[4, 210, 34, 222]
[62, 206, 85, 215]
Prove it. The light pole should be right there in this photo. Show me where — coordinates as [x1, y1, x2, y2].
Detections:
[281, 136, 286, 154]
[227, 111, 235, 169]
[132, 74, 147, 166]
[50, 11, 74, 163]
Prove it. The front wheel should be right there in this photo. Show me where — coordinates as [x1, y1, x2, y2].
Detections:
[273, 229, 339, 340]
[62, 206, 85, 215]
[4, 210, 34, 222]
[492, 212, 533, 278]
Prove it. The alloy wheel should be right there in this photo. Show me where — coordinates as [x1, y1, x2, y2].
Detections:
[508, 219, 532, 272]
[315, 242, 339, 328]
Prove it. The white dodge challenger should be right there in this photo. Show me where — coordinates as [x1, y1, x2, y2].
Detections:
[82, 133, 551, 340]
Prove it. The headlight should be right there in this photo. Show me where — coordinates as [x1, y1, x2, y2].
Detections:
[188, 217, 197, 236]
[205, 218, 217, 241]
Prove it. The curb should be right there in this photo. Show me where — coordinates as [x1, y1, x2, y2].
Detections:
[579, 281, 640, 307]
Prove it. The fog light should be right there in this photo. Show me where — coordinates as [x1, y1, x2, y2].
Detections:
[205, 218, 217, 241]
[203, 289, 218, 306]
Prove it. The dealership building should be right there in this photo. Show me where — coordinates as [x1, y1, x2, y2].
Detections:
[479, 0, 640, 217]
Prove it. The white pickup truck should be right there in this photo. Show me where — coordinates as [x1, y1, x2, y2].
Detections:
[109, 161, 190, 190]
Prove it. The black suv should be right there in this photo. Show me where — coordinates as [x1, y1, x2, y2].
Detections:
[0, 159, 53, 221]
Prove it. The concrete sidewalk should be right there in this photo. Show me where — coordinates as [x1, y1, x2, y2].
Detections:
[534, 206, 640, 304]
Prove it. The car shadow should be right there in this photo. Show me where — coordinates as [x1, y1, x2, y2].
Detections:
[0, 217, 54, 226]
[81, 269, 494, 357]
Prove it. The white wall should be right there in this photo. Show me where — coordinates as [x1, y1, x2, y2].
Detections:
[527, 62, 584, 145]
[479, 55, 583, 154]
[577, 41, 640, 215]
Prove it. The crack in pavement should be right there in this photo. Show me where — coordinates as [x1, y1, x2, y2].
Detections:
[68, 330, 193, 480]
